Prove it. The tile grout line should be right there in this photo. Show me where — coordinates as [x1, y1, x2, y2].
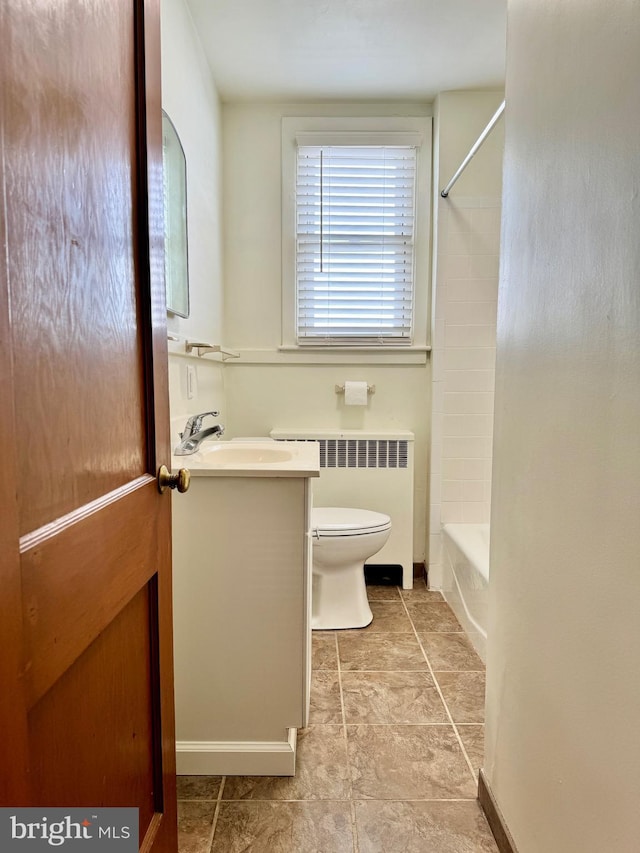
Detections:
[432, 669, 485, 673]
[398, 590, 479, 782]
[350, 799, 360, 853]
[206, 776, 226, 852]
[326, 669, 484, 674]
[299, 722, 474, 727]
[334, 630, 360, 853]
[217, 796, 479, 803]
[335, 631, 346, 734]
[333, 632, 350, 771]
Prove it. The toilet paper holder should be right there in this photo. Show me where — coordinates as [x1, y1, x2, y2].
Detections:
[335, 383, 376, 395]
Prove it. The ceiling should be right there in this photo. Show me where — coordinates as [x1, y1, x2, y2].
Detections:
[186, 0, 507, 102]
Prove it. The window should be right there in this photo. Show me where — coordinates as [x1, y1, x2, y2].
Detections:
[281, 118, 431, 355]
[295, 145, 417, 346]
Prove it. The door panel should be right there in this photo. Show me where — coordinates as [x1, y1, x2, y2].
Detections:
[28, 587, 157, 834]
[8, 0, 147, 535]
[21, 483, 166, 707]
[1, 0, 177, 850]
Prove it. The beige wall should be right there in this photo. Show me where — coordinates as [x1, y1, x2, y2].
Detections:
[222, 102, 432, 561]
[428, 91, 504, 586]
[161, 0, 226, 434]
[485, 1, 640, 850]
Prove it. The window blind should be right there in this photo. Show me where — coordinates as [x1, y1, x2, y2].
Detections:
[295, 145, 417, 346]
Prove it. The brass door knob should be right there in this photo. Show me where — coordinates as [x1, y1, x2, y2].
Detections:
[157, 464, 190, 494]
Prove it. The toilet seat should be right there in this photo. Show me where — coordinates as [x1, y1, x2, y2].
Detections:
[310, 506, 393, 630]
[312, 507, 392, 538]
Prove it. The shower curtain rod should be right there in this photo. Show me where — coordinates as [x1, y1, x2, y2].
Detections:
[440, 100, 505, 198]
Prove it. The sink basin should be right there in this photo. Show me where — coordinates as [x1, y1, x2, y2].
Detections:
[174, 438, 319, 478]
[197, 444, 293, 465]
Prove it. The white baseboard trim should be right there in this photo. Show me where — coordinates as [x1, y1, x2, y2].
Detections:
[176, 728, 297, 776]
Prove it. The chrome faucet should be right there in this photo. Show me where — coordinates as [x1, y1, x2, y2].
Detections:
[174, 411, 225, 455]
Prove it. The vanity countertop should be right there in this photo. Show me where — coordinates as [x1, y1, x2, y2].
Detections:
[172, 439, 320, 479]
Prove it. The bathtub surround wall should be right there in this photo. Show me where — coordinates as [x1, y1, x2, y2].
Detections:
[161, 0, 226, 424]
[222, 102, 432, 563]
[485, 1, 640, 850]
[428, 91, 504, 589]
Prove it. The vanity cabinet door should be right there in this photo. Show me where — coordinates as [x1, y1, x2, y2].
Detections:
[173, 477, 309, 744]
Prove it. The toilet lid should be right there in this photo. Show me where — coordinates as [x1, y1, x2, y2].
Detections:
[312, 507, 392, 537]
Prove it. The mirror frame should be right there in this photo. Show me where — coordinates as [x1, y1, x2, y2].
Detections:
[162, 110, 190, 318]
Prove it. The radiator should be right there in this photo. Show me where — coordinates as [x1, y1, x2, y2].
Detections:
[270, 430, 414, 589]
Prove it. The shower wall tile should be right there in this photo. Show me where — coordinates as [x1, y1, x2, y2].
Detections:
[428, 199, 500, 589]
[443, 414, 493, 437]
[441, 502, 464, 524]
[462, 481, 485, 503]
[471, 502, 489, 523]
[442, 458, 466, 479]
[443, 390, 494, 413]
[429, 534, 442, 565]
[444, 370, 494, 393]
[468, 254, 500, 280]
[470, 231, 498, 255]
[430, 476, 442, 508]
[434, 281, 446, 319]
[430, 416, 443, 456]
[446, 279, 498, 302]
[443, 436, 491, 460]
[442, 480, 463, 502]
[440, 254, 471, 279]
[448, 205, 475, 232]
[467, 459, 488, 480]
[444, 349, 496, 372]
[472, 207, 501, 233]
[445, 325, 497, 349]
[446, 229, 474, 255]
[445, 301, 498, 326]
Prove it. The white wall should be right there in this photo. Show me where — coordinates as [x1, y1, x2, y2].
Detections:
[161, 0, 226, 434]
[222, 102, 432, 562]
[485, 1, 640, 850]
[428, 91, 504, 587]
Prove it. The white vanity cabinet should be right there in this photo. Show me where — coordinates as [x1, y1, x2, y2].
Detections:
[171, 442, 318, 776]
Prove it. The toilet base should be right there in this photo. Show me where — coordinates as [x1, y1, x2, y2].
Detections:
[311, 559, 373, 630]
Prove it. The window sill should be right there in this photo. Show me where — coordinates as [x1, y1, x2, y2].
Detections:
[224, 347, 430, 365]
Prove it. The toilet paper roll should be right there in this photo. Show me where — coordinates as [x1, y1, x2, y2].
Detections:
[344, 381, 368, 406]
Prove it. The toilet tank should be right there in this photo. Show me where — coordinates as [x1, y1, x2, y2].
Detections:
[271, 429, 414, 589]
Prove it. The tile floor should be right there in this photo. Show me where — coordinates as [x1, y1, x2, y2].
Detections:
[177, 580, 498, 852]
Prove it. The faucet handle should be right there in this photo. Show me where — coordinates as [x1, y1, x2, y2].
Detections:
[195, 410, 220, 426]
[183, 410, 220, 437]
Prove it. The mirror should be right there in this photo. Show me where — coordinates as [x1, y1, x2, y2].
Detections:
[162, 110, 189, 318]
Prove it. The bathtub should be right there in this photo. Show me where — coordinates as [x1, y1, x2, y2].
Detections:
[442, 523, 490, 663]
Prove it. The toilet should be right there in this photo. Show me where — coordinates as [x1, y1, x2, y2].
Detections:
[311, 507, 392, 630]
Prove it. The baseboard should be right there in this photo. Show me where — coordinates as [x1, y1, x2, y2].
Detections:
[413, 561, 426, 580]
[176, 728, 297, 776]
[478, 769, 519, 853]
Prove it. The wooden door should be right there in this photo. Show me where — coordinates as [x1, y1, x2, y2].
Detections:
[0, 1, 177, 850]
